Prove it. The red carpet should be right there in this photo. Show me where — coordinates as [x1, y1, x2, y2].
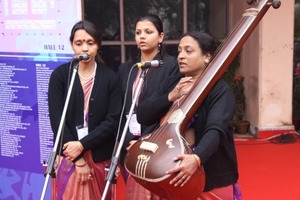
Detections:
[116, 132, 300, 200]
[235, 132, 300, 200]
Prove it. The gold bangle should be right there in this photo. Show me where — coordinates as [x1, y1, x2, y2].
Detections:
[192, 154, 200, 167]
[74, 161, 86, 167]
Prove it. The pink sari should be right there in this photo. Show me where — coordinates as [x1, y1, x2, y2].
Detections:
[126, 175, 241, 200]
[197, 185, 234, 200]
[55, 72, 113, 199]
[126, 175, 165, 200]
[56, 151, 112, 200]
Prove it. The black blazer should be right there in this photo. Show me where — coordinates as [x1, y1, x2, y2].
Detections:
[48, 62, 122, 162]
[137, 78, 239, 191]
[117, 53, 181, 163]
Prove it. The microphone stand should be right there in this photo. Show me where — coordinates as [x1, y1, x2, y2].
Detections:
[40, 62, 79, 200]
[102, 67, 147, 200]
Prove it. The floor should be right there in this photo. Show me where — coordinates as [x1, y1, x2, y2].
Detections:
[115, 131, 300, 200]
[235, 131, 300, 200]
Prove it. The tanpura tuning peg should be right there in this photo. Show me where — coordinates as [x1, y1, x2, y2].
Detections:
[271, 0, 281, 9]
[247, 0, 281, 9]
[246, 0, 256, 5]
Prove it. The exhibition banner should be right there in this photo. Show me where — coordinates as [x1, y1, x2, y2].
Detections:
[0, 1, 82, 199]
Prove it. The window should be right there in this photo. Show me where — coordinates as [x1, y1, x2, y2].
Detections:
[84, 0, 228, 71]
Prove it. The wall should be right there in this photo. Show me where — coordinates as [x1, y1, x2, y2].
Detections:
[230, 0, 295, 137]
[252, 1, 294, 136]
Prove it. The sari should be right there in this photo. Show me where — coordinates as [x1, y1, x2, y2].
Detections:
[55, 69, 113, 199]
[197, 183, 242, 200]
[56, 151, 112, 200]
[126, 175, 164, 200]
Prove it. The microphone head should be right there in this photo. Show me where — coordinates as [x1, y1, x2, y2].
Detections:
[157, 60, 163, 67]
[149, 60, 160, 67]
[74, 53, 90, 61]
[136, 60, 163, 68]
[148, 60, 163, 67]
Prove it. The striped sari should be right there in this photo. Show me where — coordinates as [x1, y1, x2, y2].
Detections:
[55, 75, 112, 199]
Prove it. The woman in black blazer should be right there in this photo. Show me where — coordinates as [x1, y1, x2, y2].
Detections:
[48, 20, 122, 199]
[137, 32, 241, 199]
[117, 14, 181, 199]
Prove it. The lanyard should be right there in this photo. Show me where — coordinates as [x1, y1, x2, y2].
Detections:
[132, 68, 148, 106]
[83, 62, 97, 127]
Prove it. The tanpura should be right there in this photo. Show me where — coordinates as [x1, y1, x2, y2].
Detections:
[124, 0, 281, 199]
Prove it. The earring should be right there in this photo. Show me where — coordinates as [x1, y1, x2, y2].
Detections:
[205, 59, 210, 64]
[158, 42, 162, 51]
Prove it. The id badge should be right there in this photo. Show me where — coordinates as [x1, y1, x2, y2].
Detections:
[76, 125, 88, 140]
[127, 113, 141, 136]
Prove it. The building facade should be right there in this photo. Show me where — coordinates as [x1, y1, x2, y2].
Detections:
[85, 0, 296, 137]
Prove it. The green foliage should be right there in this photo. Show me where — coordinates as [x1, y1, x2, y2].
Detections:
[231, 76, 246, 123]
[293, 4, 300, 119]
[222, 52, 246, 126]
[293, 64, 300, 119]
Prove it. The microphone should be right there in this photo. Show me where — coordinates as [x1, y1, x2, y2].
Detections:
[73, 53, 90, 61]
[136, 60, 163, 69]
